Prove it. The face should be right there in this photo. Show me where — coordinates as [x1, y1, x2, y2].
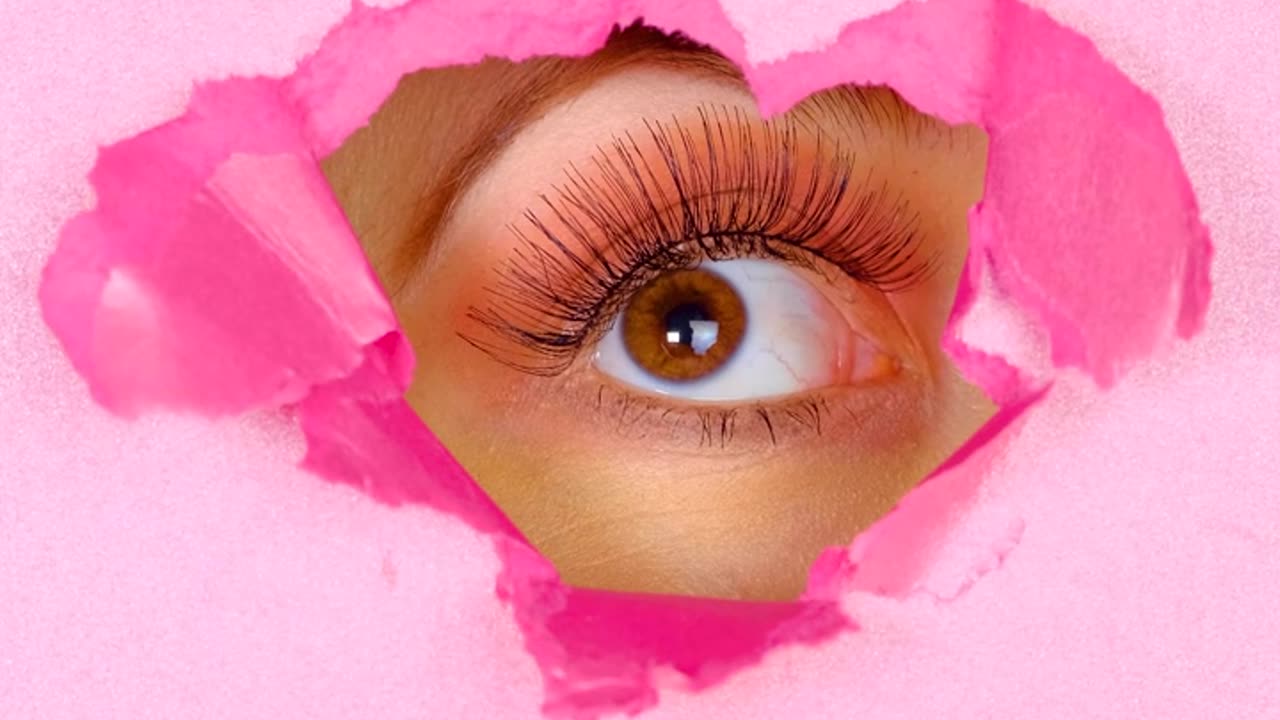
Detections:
[322, 27, 995, 601]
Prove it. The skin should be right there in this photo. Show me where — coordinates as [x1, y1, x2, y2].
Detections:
[322, 47, 994, 601]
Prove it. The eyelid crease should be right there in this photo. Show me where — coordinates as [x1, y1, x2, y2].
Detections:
[462, 104, 935, 376]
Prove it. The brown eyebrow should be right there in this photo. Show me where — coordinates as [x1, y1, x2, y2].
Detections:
[321, 23, 942, 300]
[322, 23, 743, 297]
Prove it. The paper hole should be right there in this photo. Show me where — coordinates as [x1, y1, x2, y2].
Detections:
[319, 28, 999, 602]
[38, 0, 1210, 716]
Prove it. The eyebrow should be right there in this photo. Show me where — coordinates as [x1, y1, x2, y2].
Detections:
[322, 23, 934, 297]
[325, 24, 744, 296]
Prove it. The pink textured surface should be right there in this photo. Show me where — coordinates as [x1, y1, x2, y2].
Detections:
[2, 2, 1277, 720]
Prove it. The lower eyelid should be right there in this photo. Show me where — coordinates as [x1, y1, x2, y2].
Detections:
[575, 374, 926, 453]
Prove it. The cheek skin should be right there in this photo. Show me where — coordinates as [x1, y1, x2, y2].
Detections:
[427, 416, 939, 600]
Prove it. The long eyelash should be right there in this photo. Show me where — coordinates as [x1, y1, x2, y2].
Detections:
[463, 105, 932, 376]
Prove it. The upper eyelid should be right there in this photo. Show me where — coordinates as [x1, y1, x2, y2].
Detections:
[544, 105, 932, 286]
[461, 106, 934, 376]
[387, 59, 936, 296]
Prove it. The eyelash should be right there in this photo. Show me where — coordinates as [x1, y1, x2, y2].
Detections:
[593, 381, 838, 448]
[462, 104, 932, 377]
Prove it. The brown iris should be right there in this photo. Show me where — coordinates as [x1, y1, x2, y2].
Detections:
[621, 267, 747, 382]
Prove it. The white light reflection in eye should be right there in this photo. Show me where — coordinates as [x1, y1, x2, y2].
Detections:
[688, 321, 719, 356]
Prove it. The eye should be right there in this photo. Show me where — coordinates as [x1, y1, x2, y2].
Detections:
[594, 258, 896, 401]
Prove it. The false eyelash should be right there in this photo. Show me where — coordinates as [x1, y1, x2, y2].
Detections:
[463, 104, 933, 376]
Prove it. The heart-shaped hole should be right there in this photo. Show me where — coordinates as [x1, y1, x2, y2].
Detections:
[320, 22, 996, 603]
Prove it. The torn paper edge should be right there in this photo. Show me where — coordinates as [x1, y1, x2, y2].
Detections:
[37, 0, 1212, 716]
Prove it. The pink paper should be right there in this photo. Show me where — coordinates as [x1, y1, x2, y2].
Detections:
[6, 0, 1276, 718]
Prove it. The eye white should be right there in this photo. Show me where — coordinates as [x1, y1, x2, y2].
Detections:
[594, 258, 858, 401]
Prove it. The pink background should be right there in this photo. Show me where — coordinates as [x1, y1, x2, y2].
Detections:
[2, 0, 1277, 718]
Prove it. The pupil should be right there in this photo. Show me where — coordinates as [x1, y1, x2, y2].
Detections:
[663, 302, 711, 348]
